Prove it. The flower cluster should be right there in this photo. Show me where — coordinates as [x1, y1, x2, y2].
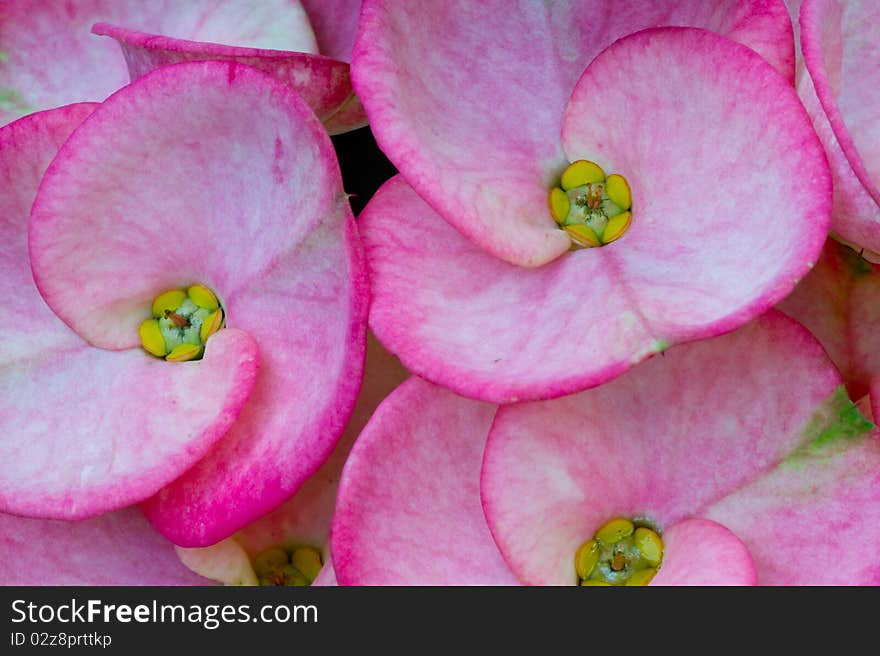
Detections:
[0, 0, 877, 586]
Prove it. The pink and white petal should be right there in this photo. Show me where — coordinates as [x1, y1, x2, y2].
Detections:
[1, 329, 259, 519]
[176, 538, 257, 586]
[0, 105, 96, 363]
[143, 213, 368, 546]
[225, 334, 408, 564]
[846, 265, 880, 413]
[331, 377, 518, 585]
[353, 0, 793, 266]
[361, 176, 657, 403]
[31, 61, 344, 350]
[312, 559, 337, 586]
[0, 0, 317, 126]
[705, 428, 880, 585]
[93, 23, 366, 135]
[0, 508, 211, 585]
[482, 312, 842, 585]
[29, 62, 367, 542]
[779, 238, 880, 406]
[797, 39, 880, 253]
[1, 106, 259, 519]
[801, 0, 880, 205]
[300, 0, 362, 62]
[563, 28, 829, 345]
[649, 519, 757, 586]
[777, 239, 874, 399]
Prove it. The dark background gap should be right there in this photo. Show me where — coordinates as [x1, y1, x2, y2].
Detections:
[332, 126, 397, 216]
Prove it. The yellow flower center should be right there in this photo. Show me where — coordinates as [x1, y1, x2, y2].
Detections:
[138, 284, 225, 361]
[548, 160, 633, 249]
[575, 517, 663, 586]
[251, 546, 324, 587]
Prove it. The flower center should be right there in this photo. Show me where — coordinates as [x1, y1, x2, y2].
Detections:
[548, 160, 632, 248]
[575, 517, 663, 586]
[251, 546, 324, 587]
[138, 284, 225, 361]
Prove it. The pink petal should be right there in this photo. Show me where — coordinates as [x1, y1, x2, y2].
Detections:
[1, 329, 258, 519]
[331, 377, 518, 585]
[481, 312, 842, 584]
[801, 0, 880, 205]
[312, 559, 337, 586]
[798, 70, 880, 255]
[353, 0, 793, 266]
[1, 106, 259, 519]
[777, 238, 880, 400]
[92, 21, 367, 135]
[0, 508, 210, 585]
[222, 334, 408, 564]
[300, 0, 362, 62]
[562, 27, 829, 345]
[706, 429, 880, 585]
[0, 0, 318, 126]
[29, 62, 368, 544]
[174, 335, 407, 585]
[360, 176, 654, 403]
[650, 519, 757, 586]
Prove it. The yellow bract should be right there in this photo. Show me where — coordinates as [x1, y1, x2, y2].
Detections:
[292, 547, 323, 582]
[188, 284, 219, 310]
[138, 319, 167, 357]
[561, 160, 605, 190]
[200, 309, 224, 343]
[563, 223, 601, 248]
[625, 568, 657, 586]
[166, 343, 202, 362]
[151, 289, 186, 317]
[602, 211, 632, 244]
[548, 187, 570, 225]
[580, 580, 612, 587]
[574, 539, 600, 580]
[605, 173, 631, 210]
[634, 527, 663, 566]
[253, 547, 289, 577]
[595, 518, 634, 544]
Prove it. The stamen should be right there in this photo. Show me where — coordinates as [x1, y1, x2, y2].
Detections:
[138, 284, 226, 361]
[548, 159, 634, 248]
[164, 310, 189, 328]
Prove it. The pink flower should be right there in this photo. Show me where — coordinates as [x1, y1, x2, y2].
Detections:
[0, 0, 365, 133]
[176, 335, 409, 586]
[353, 1, 831, 403]
[1, 60, 368, 547]
[332, 312, 880, 585]
[795, 0, 880, 256]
